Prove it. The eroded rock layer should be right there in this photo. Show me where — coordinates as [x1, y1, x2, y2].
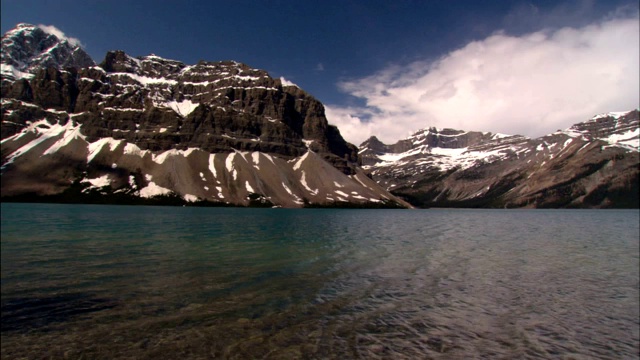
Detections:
[1, 23, 407, 208]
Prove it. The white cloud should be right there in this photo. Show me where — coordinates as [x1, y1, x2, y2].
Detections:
[325, 106, 376, 143]
[280, 76, 298, 87]
[37, 24, 84, 47]
[326, 15, 639, 145]
[316, 63, 325, 71]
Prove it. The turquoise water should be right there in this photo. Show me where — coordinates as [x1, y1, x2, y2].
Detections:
[1, 203, 639, 359]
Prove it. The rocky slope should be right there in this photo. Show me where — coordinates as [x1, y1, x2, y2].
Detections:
[1, 23, 408, 208]
[360, 110, 639, 208]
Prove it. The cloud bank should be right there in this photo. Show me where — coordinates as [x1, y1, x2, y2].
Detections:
[326, 15, 639, 145]
[37, 24, 83, 47]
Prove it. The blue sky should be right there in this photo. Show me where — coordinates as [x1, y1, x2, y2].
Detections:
[2, 0, 639, 144]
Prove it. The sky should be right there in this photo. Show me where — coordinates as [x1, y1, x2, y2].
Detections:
[2, 0, 639, 145]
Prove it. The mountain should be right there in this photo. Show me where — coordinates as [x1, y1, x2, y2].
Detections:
[360, 110, 639, 208]
[1, 23, 94, 82]
[1, 24, 409, 208]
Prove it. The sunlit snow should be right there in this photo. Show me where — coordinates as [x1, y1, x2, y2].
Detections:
[81, 175, 110, 188]
[293, 151, 309, 171]
[590, 110, 634, 120]
[152, 148, 198, 164]
[1, 63, 35, 80]
[184, 194, 198, 202]
[139, 181, 172, 198]
[123, 142, 148, 157]
[164, 99, 199, 117]
[245, 181, 255, 193]
[3, 119, 83, 167]
[300, 171, 318, 195]
[280, 77, 298, 87]
[208, 154, 218, 179]
[88, 138, 122, 163]
[225, 153, 238, 180]
[605, 128, 639, 149]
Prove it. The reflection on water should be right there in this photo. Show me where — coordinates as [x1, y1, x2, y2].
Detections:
[1, 204, 639, 359]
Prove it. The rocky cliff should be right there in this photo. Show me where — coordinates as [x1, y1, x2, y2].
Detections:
[360, 110, 639, 208]
[1, 23, 408, 208]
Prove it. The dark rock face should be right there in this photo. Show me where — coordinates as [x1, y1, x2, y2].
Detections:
[3, 47, 359, 173]
[1, 24, 403, 208]
[361, 111, 639, 208]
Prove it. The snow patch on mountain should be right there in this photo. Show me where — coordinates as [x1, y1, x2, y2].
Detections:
[245, 181, 255, 193]
[2, 119, 83, 167]
[280, 77, 298, 87]
[208, 154, 218, 179]
[184, 194, 198, 202]
[300, 171, 318, 195]
[123, 142, 149, 157]
[606, 128, 639, 150]
[42, 122, 86, 155]
[152, 148, 198, 164]
[591, 111, 635, 121]
[226, 153, 238, 180]
[109, 72, 178, 86]
[293, 151, 309, 170]
[87, 138, 122, 162]
[1, 63, 35, 80]
[82, 175, 110, 188]
[164, 99, 199, 117]
[139, 181, 172, 198]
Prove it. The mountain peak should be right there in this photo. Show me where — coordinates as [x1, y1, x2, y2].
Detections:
[4, 23, 37, 35]
[12, 23, 37, 31]
[1, 23, 95, 82]
[589, 110, 637, 121]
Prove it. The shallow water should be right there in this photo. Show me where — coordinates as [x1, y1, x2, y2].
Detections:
[1, 203, 638, 359]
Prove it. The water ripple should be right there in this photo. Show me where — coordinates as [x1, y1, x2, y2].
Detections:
[1, 204, 638, 359]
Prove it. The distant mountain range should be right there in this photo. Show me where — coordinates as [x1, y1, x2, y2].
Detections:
[360, 110, 639, 208]
[1, 23, 409, 208]
[1, 23, 638, 208]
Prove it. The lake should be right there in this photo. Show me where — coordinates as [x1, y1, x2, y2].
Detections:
[1, 203, 638, 359]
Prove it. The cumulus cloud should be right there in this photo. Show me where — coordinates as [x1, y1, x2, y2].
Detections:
[326, 15, 639, 145]
[37, 24, 84, 47]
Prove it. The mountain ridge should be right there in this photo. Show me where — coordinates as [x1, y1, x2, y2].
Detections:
[1, 23, 410, 208]
[360, 110, 639, 208]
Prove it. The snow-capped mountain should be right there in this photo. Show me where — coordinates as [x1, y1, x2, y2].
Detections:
[1, 24, 409, 208]
[1, 23, 94, 82]
[360, 110, 639, 208]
